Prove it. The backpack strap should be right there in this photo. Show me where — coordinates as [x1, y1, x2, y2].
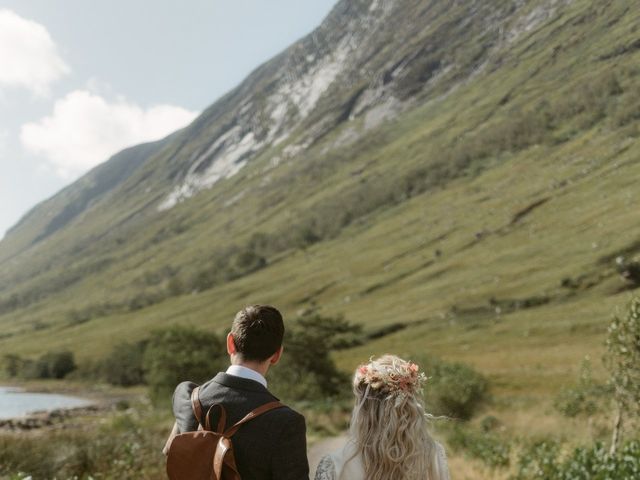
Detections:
[205, 404, 227, 433]
[223, 401, 285, 437]
[190, 386, 204, 427]
[190, 386, 227, 432]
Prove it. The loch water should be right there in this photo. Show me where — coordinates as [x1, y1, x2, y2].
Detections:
[0, 386, 91, 420]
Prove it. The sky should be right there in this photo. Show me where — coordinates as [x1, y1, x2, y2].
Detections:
[0, 0, 338, 239]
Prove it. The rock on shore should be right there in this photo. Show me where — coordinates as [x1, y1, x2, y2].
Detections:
[0, 405, 100, 431]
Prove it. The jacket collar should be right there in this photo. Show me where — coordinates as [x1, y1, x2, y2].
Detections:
[226, 364, 267, 388]
[212, 372, 279, 400]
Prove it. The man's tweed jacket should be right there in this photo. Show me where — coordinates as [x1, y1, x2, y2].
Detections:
[173, 372, 309, 480]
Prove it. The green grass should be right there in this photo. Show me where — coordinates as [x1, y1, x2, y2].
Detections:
[1, 1, 640, 474]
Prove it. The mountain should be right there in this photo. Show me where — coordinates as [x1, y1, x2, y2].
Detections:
[1, 0, 639, 402]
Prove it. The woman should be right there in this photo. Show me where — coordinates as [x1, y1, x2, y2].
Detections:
[315, 355, 449, 480]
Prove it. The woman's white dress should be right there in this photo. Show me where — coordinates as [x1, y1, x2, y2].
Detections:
[314, 438, 450, 480]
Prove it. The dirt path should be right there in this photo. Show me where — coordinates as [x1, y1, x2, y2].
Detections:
[308, 434, 347, 476]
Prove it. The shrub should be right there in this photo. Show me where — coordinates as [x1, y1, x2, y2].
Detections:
[101, 341, 147, 386]
[554, 358, 611, 418]
[231, 249, 266, 274]
[2, 351, 76, 379]
[143, 326, 225, 406]
[270, 311, 361, 401]
[2, 354, 22, 377]
[39, 351, 76, 379]
[167, 276, 186, 296]
[512, 439, 640, 480]
[0, 402, 168, 479]
[480, 415, 501, 433]
[605, 297, 640, 451]
[413, 355, 487, 420]
[512, 440, 562, 479]
[615, 257, 640, 285]
[448, 424, 510, 468]
[128, 291, 163, 311]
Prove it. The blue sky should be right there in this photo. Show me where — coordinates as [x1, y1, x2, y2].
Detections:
[0, 0, 338, 238]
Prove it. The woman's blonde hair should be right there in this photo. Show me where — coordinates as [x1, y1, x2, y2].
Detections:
[349, 354, 443, 480]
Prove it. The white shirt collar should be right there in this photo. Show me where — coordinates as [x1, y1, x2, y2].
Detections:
[226, 365, 267, 388]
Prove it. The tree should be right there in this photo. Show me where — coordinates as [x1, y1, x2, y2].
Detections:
[143, 326, 225, 406]
[605, 297, 640, 453]
[2, 354, 23, 377]
[270, 311, 362, 401]
[428, 360, 487, 420]
[101, 341, 147, 386]
[43, 351, 76, 379]
[412, 354, 487, 420]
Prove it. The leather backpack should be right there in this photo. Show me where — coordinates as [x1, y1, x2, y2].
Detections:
[166, 386, 285, 480]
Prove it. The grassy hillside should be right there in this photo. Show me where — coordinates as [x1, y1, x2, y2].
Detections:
[0, 0, 639, 463]
[1, 1, 640, 478]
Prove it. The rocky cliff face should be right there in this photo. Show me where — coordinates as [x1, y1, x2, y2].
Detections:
[156, 0, 515, 210]
[2, 0, 566, 256]
[156, 0, 407, 211]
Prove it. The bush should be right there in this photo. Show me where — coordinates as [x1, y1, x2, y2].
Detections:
[480, 415, 501, 433]
[101, 341, 147, 386]
[413, 355, 487, 420]
[270, 311, 361, 401]
[0, 396, 353, 479]
[554, 358, 611, 418]
[615, 257, 640, 285]
[40, 351, 76, 379]
[606, 297, 640, 451]
[187, 244, 269, 294]
[2, 351, 76, 379]
[448, 424, 510, 468]
[2, 354, 22, 377]
[0, 402, 167, 479]
[512, 440, 562, 479]
[512, 439, 640, 480]
[231, 249, 267, 274]
[143, 326, 225, 406]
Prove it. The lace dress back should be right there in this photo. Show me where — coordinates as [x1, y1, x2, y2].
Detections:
[314, 439, 450, 480]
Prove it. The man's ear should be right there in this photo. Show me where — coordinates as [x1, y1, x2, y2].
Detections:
[227, 333, 237, 355]
[269, 346, 283, 365]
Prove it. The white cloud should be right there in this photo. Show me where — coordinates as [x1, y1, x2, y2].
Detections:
[20, 90, 200, 178]
[0, 129, 8, 158]
[0, 9, 70, 96]
[0, 128, 9, 169]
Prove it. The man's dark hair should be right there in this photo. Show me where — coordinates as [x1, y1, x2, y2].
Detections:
[231, 305, 284, 361]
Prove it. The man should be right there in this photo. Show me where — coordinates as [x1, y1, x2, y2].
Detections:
[166, 304, 309, 479]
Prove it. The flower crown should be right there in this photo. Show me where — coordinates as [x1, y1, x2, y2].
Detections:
[355, 356, 426, 395]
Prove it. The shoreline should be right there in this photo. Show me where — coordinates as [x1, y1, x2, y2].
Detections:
[0, 380, 143, 430]
[0, 404, 103, 431]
